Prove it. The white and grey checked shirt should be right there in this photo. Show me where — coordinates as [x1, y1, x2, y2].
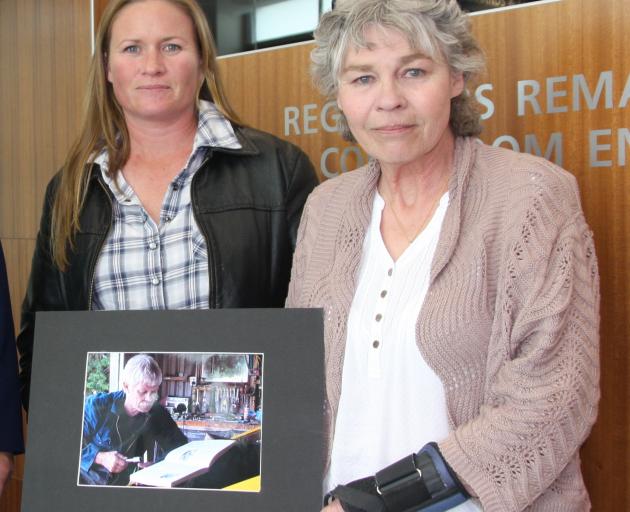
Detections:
[91, 101, 242, 311]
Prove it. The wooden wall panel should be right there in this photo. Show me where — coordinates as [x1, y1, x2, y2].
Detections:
[217, 0, 630, 509]
[94, 0, 111, 29]
[0, 0, 92, 511]
[218, 43, 358, 179]
[0, 0, 91, 240]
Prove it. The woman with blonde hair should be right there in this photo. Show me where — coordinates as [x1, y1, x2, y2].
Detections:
[18, 0, 317, 408]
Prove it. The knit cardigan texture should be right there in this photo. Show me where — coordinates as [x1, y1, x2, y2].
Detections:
[286, 137, 600, 511]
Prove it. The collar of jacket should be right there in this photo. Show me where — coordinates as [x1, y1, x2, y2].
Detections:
[429, 136, 476, 282]
[87, 124, 262, 186]
[109, 390, 128, 415]
[82, 124, 266, 230]
[109, 390, 155, 419]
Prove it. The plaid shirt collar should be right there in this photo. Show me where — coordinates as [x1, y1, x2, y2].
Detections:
[94, 100, 241, 201]
[194, 100, 242, 151]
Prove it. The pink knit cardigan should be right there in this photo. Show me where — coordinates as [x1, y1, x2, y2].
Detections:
[286, 137, 600, 511]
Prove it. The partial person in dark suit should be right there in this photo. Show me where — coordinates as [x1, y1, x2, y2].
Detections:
[0, 241, 25, 496]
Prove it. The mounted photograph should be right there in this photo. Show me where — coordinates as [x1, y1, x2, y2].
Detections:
[78, 352, 263, 491]
[21, 309, 324, 512]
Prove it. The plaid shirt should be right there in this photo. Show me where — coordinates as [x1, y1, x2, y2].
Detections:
[91, 101, 241, 311]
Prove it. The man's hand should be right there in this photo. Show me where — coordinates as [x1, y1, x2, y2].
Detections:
[0, 452, 14, 497]
[94, 451, 129, 473]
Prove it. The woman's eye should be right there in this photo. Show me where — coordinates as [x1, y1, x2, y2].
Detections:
[353, 75, 373, 85]
[123, 45, 140, 54]
[404, 68, 424, 78]
[164, 43, 181, 53]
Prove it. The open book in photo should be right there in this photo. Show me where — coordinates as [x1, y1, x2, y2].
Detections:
[129, 439, 235, 488]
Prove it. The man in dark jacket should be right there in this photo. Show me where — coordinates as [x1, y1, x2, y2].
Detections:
[80, 354, 187, 486]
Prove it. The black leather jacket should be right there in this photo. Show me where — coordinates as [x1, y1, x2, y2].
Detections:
[18, 126, 318, 409]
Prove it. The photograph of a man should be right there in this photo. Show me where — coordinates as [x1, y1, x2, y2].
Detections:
[79, 354, 187, 486]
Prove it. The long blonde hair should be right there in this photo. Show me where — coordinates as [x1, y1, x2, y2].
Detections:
[51, 0, 240, 270]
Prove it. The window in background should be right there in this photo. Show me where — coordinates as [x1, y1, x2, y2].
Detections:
[199, 0, 333, 56]
[200, 0, 544, 56]
[458, 0, 549, 12]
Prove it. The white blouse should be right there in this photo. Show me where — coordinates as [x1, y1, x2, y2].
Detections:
[325, 191, 482, 511]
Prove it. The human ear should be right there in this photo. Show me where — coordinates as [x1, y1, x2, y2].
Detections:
[450, 71, 464, 98]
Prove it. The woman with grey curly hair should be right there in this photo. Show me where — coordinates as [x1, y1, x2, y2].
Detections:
[286, 0, 600, 510]
[311, 0, 485, 139]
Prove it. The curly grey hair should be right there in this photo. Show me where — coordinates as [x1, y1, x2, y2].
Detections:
[312, 0, 485, 139]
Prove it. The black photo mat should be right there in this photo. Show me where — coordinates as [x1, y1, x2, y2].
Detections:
[22, 309, 324, 511]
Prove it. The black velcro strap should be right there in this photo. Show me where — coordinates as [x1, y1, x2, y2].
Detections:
[414, 450, 443, 496]
[375, 454, 430, 511]
[331, 482, 387, 512]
